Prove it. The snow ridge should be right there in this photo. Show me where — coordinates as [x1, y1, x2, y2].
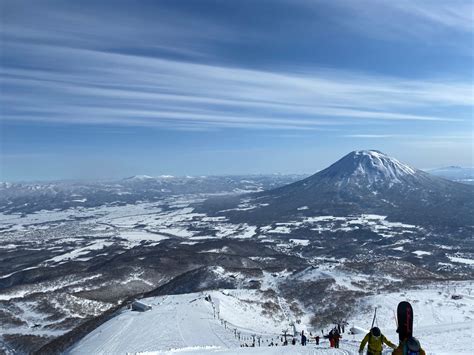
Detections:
[353, 150, 415, 181]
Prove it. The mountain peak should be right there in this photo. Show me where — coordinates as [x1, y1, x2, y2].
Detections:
[319, 150, 417, 186]
[352, 149, 385, 156]
[124, 175, 155, 181]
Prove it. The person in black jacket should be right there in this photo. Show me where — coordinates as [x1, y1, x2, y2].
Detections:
[301, 331, 307, 346]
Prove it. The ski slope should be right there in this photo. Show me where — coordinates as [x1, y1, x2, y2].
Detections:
[140, 347, 352, 354]
[68, 295, 239, 354]
[68, 292, 357, 354]
[68, 283, 474, 355]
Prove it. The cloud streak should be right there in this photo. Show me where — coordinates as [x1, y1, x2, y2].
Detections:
[309, 0, 474, 47]
[1, 43, 471, 131]
[0, 0, 472, 132]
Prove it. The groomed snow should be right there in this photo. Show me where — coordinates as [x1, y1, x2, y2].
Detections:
[68, 294, 238, 354]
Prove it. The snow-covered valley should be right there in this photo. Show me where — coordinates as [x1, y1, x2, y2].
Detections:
[1, 192, 473, 354]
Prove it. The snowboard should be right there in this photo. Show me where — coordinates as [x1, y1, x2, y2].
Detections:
[396, 301, 413, 341]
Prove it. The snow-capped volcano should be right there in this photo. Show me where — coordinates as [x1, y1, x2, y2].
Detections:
[316, 150, 416, 187]
[274, 150, 432, 194]
[210, 150, 474, 228]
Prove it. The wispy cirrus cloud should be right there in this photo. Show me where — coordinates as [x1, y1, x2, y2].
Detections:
[344, 133, 473, 139]
[1, 42, 471, 131]
[307, 0, 474, 47]
[343, 134, 397, 139]
[0, 0, 472, 132]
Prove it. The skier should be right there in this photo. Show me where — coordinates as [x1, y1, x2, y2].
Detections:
[329, 330, 335, 348]
[393, 301, 426, 355]
[315, 335, 320, 345]
[301, 331, 307, 346]
[333, 330, 341, 348]
[291, 338, 296, 345]
[359, 327, 396, 355]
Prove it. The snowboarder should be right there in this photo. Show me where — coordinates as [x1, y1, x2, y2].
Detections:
[359, 327, 396, 355]
[393, 301, 426, 355]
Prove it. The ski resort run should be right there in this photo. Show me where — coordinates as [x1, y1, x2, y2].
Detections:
[68, 282, 474, 355]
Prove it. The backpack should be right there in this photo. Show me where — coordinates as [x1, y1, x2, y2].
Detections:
[404, 336, 421, 355]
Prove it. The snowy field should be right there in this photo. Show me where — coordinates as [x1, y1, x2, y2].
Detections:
[1, 197, 470, 270]
[69, 282, 474, 355]
[2, 199, 466, 271]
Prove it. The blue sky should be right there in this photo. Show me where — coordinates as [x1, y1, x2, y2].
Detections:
[1, 0, 472, 181]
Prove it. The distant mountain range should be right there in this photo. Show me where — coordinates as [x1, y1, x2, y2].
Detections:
[0, 175, 305, 214]
[205, 150, 474, 229]
[428, 166, 474, 184]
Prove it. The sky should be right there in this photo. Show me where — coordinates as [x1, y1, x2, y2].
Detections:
[0, 0, 473, 181]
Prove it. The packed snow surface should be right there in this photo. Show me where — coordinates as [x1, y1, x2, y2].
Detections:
[141, 347, 349, 354]
[69, 282, 474, 355]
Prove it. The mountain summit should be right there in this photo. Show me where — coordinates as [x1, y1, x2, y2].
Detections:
[314, 150, 416, 187]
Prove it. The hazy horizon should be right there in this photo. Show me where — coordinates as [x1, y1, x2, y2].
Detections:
[2, 149, 473, 183]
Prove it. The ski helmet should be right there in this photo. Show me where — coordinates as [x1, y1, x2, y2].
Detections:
[371, 327, 381, 337]
[407, 337, 421, 351]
